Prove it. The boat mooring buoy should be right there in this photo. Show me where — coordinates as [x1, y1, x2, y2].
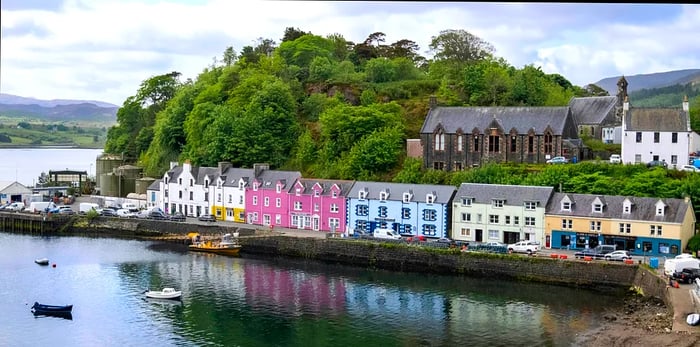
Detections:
[52, 263, 56, 268]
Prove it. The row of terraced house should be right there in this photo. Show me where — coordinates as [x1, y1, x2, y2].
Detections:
[146, 161, 696, 257]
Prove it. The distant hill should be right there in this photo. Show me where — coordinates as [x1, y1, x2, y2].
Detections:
[0, 93, 118, 123]
[593, 69, 700, 95]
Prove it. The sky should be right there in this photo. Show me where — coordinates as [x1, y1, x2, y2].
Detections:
[1, 1, 699, 106]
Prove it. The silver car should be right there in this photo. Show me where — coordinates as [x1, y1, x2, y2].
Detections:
[604, 250, 631, 261]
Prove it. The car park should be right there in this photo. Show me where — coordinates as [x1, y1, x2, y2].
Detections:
[609, 154, 621, 164]
[198, 214, 217, 222]
[507, 241, 539, 255]
[546, 156, 568, 164]
[169, 212, 186, 222]
[604, 250, 631, 261]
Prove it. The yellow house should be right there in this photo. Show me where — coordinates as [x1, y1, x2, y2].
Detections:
[544, 193, 695, 257]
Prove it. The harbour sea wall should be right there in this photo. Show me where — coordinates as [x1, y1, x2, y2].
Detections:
[1, 212, 669, 300]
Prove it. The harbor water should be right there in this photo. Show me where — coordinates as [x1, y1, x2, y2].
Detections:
[0, 232, 625, 347]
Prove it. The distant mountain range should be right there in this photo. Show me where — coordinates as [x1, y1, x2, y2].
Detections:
[0, 93, 118, 123]
[593, 69, 700, 95]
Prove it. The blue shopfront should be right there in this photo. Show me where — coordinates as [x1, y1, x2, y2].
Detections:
[549, 230, 681, 256]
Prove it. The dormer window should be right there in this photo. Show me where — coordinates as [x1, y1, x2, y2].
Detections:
[314, 190, 321, 197]
[593, 203, 602, 213]
[656, 207, 664, 216]
[426, 194, 435, 204]
[178, 178, 182, 185]
[295, 187, 301, 196]
[402, 192, 411, 203]
[190, 179, 193, 187]
[164, 177, 169, 184]
[524, 201, 536, 210]
[253, 182, 259, 191]
[276, 183, 282, 193]
[359, 190, 367, 200]
[379, 191, 388, 201]
[492, 199, 504, 208]
[561, 201, 571, 211]
[205, 180, 209, 188]
[461, 197, 473, 206]
[332, 191, 338, 198]
[238, 180, 244, 189]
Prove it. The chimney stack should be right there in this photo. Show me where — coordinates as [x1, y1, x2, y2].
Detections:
[683, 95, 689, 112]
[623, 96, 629, 112]
[429, 95, 437, 109]
[253, 163, 269, 177]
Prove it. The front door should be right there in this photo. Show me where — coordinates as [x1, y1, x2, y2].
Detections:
[475, 229, 483, 242]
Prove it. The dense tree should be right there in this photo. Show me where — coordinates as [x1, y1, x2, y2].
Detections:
[429, 29, 495, 65]
[282, 27, 310, 43]
[222, 46, 237, 66]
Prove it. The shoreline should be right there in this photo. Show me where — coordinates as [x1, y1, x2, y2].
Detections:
[0, 145, 103, 149]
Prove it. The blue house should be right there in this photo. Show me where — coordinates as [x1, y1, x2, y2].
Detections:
[346, 181, 456, 239]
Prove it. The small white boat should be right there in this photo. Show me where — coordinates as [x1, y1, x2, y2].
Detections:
[144, 287, 182, 300]
[35, 258, 49, 265]
[687, 313, 700, 326]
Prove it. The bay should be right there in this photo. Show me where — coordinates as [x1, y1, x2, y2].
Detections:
[0, 232, 622, 347]
[0, 148, 104, 186]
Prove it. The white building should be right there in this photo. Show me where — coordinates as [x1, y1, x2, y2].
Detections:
[0, 181, 33, 205]
[162, 160, 215, 217]
[621, 96, 692, 168]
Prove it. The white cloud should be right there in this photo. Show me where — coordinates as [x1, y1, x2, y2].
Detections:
[1, 1, 699, 105]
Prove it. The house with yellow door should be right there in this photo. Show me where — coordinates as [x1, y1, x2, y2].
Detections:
[544, 192, 695, 257]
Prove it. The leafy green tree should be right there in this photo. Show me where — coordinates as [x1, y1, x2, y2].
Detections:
[309, 56, 335, 82]
[392, 157, 424, 183]
[278, 34, 334, 69]
[282, 27, 310, 43]
[508, 65, 547, 106]
[300, 93, 340, 122]
[339, 126, 404, 180]
[365, 58, 396, 83]
[360, 89, 377, 106]
[429, 29, 494, 73]
[222, 46, 237, 66]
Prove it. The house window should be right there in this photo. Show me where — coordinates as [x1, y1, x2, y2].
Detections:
[590, 221, 601, 231]
[488, 230, 499, 239]
[314, 190, 320, 197]
[403, 193, 411, 203]
[477, 214, 482, 223]
[378, 206, 388, 218]
[276, 198, 281, 208]
[252, 196, 258, 205]
[525, 217, 535, 226]
[228, 195, 232, 203]
[473, 135, 479, 152]
[275, 214, 282, 225]
[190, 179, 193, 187]
[524, 201, 536, 210]
[461, 228, 471, 236]
[189, 192, 193, 200]
[657, 207, 664, 216]
[294, 201, 302, 210]
[650, 225, 663, 236]
[204, 192, 209, 201]
[671, 155, 677, 165]
[264, 197, 269, 207]
[461, 198, 473, 206]
[178, 191, 182, 199]
[634, 154, 642, 163]
[379, 191, 388, 201]
[402, 208, 411, 219]
[619, 223, 631, 233]
[489, 214, 499, 224]
[593, 204, 602, 213]
[276, 184, 282, 193]
[426, 194, 435, 204]
[423, 209, 437, 221]
[544, 133, 553, 154]
[488, 135, 500, 153]
[205, 180, 209, 188]
[433, 162, 444, 170]
[562, 202, 571, 211]
[404, 225, 413, 234]
[623, 204, 630, 213]
[239, 196, 243, 204]
[164, 190, 169, 198]
[178, 178, 182, 185]
[457, 135, 463, 152]
[454, 162, 463, 171]
[314, 203, 320, 212]
[513, 216, 519, 225]
[356, 205, 368, 216]
[590, 126, 595, 136]
[422, 224, 437, 236]
[653, 132, 660, 143]
[461, 212, 471, 222]
[435, 132, 445, 151]
[332, 191, 338, 198]
[510, 136, 517, 152]
[263, 214, 271, 226]
[330, 204, 339, 213]
[562, 219, 572, 229]
[636, 132, 642, 143]
[528, 136, 534, 153]
[672, 133, 678, 143]
[505, 216, 510, 225]
[492, 200, 504, 208]
[359, 191, 367, 200]
[165, 177, 169, 184]
[329, 218, 339, 230]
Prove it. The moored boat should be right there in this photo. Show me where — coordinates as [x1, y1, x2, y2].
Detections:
[188, 232, 241, 256]
[35, 258, 49, 265]
[31, 302, 73, 318]
[144, 287, 182, 300]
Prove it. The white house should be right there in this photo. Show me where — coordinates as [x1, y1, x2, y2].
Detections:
[211, 162, 254, 222]
[621, 96, 692, 168]
[146, 179, 161, 210]
[162, 160, 215, 217]
[451, 183, 554, 245]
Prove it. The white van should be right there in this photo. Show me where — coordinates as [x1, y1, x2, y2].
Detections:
[372, 228, 402, 240]
[121, 203, 139, 212]
[79, 202, 100, 214]
[6, 202, 25, 212]
[664, 255, 700, 277]
[25, 201, 52, 214]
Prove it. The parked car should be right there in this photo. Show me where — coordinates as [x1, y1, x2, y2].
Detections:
[647, 160, 668, 168]
[574, 245, 616, 260]
[116, 209, 136, 218]
[169, 212, 186, 222]
[609, 154, 621, 164]
[135, 210, 150, 219]
[148, 210, 168, 220]
[546, 156, 568, 164]
[57, 205, 74, 215]
[372, 228, 401, 240]
[604, 250, 631, 261]
[5, 202, 25, 212]
[507, 241, 539, 255]
[100, 208, 118, 217]
[672, 268, 700, 284]
[197, 214, 216, 222]
[680, 165, 700, 172]
[484, 241, 506, 247]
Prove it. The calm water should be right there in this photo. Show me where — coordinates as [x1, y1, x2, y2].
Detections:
[0, 232, 623, 347]
[0, 148, 103, 186]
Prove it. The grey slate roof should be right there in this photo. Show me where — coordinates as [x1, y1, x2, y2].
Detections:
[568, 96, 617, 125]
[420, 106, 571, 135]
[546, 192, 691, 224]
[165, 165, 183, 180]
[196, 167, 219, 184]
[348, 181, 456, 204]
[256, 170, 301, 190]
[292, 178, 355, 197]
[455, 183, 554, 206]
[221, 168, 255, 187]
[624, 107, 689, 132]
[147, 179, 162, 191]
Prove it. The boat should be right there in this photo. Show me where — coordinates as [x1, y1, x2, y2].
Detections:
[687, 313, 700, 326]
[35, 258, 49, 265]
[144, 287, 182, 300]
[188, 232, 241, 256]
[31, 302, 73, 318]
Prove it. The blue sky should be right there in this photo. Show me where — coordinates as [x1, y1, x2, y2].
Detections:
[1, 1, 699, 106]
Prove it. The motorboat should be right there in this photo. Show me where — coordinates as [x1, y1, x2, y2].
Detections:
[31, 302, 73, 319]
[687, 313, 700, 326]
[144, 287, 182, 300]
[35, 258, 49, 266]
[188, 232, 241, 256]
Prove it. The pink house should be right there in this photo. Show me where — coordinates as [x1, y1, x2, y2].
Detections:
[286, 178, 354, 233]
[244, 164, 301, 228]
